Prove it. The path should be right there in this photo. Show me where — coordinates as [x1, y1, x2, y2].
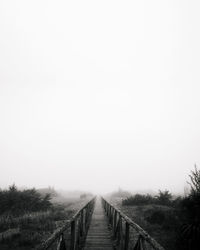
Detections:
[84, 197, 113, 250]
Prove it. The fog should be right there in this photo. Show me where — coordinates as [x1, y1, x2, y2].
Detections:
[0, 1, 200, 194]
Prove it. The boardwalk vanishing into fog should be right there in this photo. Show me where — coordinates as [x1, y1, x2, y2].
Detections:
[37, 196, 165, 250]
[84, 198, 113, 249]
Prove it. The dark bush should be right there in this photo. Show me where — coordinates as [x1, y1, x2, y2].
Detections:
[155, 190, 172, 206]
[18, 230, 42, 246]
[146, 209, 166, 224]
[0, 185, 52, 216]
[122, 194, 156, 206]
[122, 190, 174, 206]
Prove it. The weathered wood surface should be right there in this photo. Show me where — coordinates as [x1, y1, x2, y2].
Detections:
[84, 197, 113, 250]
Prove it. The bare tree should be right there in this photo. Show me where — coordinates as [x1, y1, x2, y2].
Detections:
[188, 164, 200, 195]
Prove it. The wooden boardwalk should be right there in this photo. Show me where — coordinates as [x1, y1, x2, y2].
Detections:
[38, 197, 165, 250]
[84, 197, 113, 250]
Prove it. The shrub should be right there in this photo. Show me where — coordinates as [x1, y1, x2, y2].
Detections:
[0, 185, 52, 216]
[122, 194, 156, 206]
[122, 190, 174, 206]
[155, 190, 172, 206]
[145, 209, 166, 224]
[18, 230, 42, 246]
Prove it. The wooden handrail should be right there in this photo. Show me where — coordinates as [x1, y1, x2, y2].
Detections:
[36, 197, 96, 250]
[101, 197, 165, 250]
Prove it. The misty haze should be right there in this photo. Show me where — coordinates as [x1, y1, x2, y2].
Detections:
[0, 1, 200, 250]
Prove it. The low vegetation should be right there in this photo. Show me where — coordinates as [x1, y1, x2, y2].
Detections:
[122, 190, 174, 206]
[0, 185, 84, 250]
[0, 185, 52, 217]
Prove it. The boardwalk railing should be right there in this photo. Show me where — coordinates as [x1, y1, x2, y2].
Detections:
[37, 197, 96, 250]
[101, 197, 165, 250]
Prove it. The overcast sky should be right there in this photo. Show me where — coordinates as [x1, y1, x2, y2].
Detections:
[0, 0, 200, 194]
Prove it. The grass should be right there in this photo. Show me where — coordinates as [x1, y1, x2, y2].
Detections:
[0, 198, 87, 250]
[110, 198, 181, 250]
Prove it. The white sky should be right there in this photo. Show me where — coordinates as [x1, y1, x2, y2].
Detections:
[0, 0, 200, 194]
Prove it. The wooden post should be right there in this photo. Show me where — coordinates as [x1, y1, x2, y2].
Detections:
[85, 205, 89, 228]
[80, 210, 84, 237]
[108, 204, 110, 218]
[113, 210, 117, 233]
[119, 215, 123, 250]
[106, 203, 108, 214]
[124, 222, 129, 250]
[109, 206, 112, 224]
[58, 233, 66, 250]
[70, 220, 76, 250]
